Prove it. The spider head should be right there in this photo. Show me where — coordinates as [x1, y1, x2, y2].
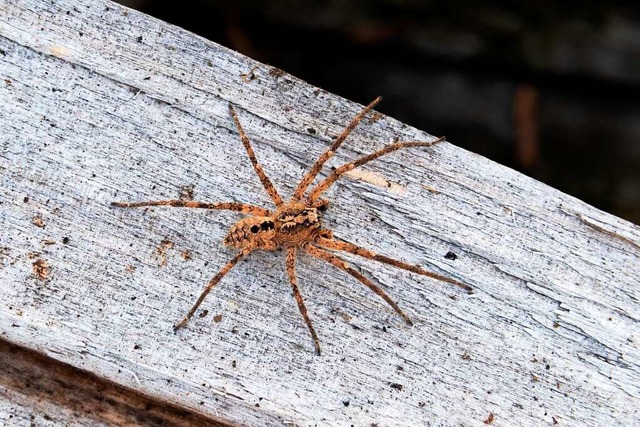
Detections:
[273, 202, 321, 244]
[224, 216, 276, 250]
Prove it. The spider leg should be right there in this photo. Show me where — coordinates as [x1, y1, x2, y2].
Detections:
[315, 236, 472, 293]
[111, 200, 271, 216]
[304, 244, 412, 325]
[174, 251, 247, 331]
[292, 97, 382, 200]
[228, 104, 284, 206]
[286, 246, 321, 355]
[307, 137, 446, 202]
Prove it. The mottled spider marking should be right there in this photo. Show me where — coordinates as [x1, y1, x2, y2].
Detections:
[274, 204, 321, 243]
[224, 216, 277, 251]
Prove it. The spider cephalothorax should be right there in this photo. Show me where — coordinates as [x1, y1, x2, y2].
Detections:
[274, 203, 321, 243]
[113, 97, 471, 355]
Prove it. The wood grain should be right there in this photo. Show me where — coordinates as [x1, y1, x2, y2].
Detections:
[0, 338, 234, 427]
[1, 0, 639, 425]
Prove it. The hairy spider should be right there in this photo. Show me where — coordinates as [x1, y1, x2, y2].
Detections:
[112, 97, 471, 355]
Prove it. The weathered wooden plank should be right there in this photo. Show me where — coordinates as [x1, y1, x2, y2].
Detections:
[0, 338, 232, 427]
[1, 0, 639, 425]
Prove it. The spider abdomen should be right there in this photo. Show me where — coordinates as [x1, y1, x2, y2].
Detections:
[224, 216, 277, 250]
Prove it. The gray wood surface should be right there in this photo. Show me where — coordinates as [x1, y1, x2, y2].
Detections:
[1, 0, 639, 425]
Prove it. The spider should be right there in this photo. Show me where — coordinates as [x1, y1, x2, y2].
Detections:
[112, 97, 472, 355]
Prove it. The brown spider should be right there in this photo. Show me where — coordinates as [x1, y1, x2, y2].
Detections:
[112, 97, 471, 355]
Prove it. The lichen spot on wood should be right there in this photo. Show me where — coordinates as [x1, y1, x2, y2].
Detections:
[156, 240, 174, 267]
[32, 258, 50, 280]
[32, 214, 45, 228]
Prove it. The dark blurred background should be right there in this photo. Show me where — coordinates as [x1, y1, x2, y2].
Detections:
[116, 0, 640, 224]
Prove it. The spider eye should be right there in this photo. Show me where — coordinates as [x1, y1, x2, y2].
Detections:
[317, 204, 327, 212]
[250, 225, 260, 233]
